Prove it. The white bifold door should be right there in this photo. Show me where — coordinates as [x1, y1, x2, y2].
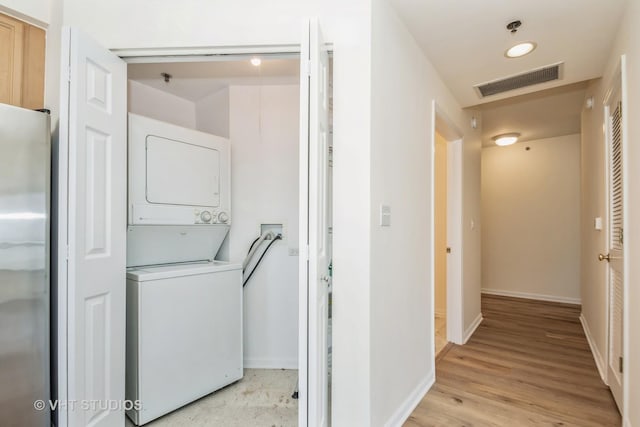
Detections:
[299, 19, 331, 427]
[58, 28, 127, 426]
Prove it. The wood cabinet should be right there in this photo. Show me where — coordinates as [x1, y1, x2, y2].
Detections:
[0, 13, 45, 109]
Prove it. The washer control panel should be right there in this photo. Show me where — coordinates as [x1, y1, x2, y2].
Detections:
[200, 210, 212, 223]
[217, 211, 229, 224]
[194, 209, 230, 224]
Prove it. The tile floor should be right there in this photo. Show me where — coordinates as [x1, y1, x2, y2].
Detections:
[125, 369, 298, 427]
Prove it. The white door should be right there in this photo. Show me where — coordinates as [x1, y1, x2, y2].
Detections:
[59, 27, 127, 426]
[299, 18, 330, 427]
[604, 88, 624, 411]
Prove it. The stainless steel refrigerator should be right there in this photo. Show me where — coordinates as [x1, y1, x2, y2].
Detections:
[0, 103, 51, 426]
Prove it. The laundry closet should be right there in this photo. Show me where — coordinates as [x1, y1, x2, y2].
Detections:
[123, 57, 302, 426]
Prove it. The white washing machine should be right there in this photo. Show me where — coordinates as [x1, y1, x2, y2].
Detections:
[125, 261, 243, 426]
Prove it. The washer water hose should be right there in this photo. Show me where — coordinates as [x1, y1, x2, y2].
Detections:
[242, 232, 282, 287]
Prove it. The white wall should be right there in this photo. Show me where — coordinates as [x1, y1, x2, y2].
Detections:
[128, 80, 196, 129]
[224, 85, 300, 368]
[462, 119, 483, 336]
[581, 1, 640, 424]
[580, 78, 608, 380]
[369, 0, 481, 424]
[482, 135, 581, 304]
[196, 87, 229, 138]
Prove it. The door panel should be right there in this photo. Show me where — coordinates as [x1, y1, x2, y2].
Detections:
[0, 12, 45, 109]
[0, 13, 24, 106]
[62, 27, 127, 427]
[21, 24, 45, 109]
[606, 94, 623, 411]
[300, 18, 330, 427]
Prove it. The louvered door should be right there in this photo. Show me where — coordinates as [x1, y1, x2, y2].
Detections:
[606, 95, 624, 411]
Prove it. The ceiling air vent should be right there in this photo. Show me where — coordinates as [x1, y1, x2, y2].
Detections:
[474, 62, 563, 98]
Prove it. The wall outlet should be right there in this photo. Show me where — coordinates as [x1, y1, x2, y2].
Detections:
[260, 223, 284, 239]
[288, 248, 299, 256]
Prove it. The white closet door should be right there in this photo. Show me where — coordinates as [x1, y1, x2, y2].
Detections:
[299, 18, 330, 427]
[59, 27, 127, 427]
[606, 91, 624, 412]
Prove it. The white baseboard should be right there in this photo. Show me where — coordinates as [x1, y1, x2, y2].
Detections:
[384, 371, 435, 427]
[481, 288, 581, 305]
[463, 313, 483, 344]
[579, 314, 607, 384]
[243, 358, 298, 370]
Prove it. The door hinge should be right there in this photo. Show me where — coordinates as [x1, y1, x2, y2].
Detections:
[619, 356, 623, 373]
[68, 66, 72, 82]
[446, 247, 452, 254]
[66, 245, 70, 260]
[305, 60, 312, 77]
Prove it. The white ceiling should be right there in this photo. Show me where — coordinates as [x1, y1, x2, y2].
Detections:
[390, 0, 626, 107]
[128, 58, 300, 101]
[478, 81, 588, 147]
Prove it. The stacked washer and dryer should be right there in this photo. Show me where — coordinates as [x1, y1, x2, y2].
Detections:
[125, 114, 242, 425]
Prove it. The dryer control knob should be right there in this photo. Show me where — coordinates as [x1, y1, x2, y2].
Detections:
[218, 211, 229, 223]
[200, 210, 212, 223]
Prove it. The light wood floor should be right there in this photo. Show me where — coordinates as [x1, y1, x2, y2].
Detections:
[406, 295, 621, 427]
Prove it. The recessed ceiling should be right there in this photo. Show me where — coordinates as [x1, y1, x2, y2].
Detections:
[389, 0, 626, 107]
[128, 58, 300, 101]
[478, 81, 588, 147]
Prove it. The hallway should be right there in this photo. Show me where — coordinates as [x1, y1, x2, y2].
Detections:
[406, 295, 620, 426]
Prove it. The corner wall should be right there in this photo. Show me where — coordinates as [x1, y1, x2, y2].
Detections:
[196, 88, 229, 138]
[127, 80, 196, 128]
[369, 0, 481, 424]
[580, 78, 608, 379]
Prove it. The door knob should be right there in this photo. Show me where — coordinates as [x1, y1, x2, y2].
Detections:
[598, 253, 610, 262]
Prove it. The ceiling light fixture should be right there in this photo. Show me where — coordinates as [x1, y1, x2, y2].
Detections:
[493, 133, 521, 146]
[505, 42, 537, 58]
[250, 57, 262, 66]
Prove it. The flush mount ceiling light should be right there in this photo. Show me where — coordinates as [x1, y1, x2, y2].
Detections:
[250, 57, 262, 66]
[493, 133, 521, 146]
[505, 42, 537, 58]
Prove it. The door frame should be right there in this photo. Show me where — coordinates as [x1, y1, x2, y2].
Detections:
[602, 54, 629, 421]
[56, 41, 334, 427]
[431, 101, 464, 351]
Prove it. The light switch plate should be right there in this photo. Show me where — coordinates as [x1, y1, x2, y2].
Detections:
[595, 217, 603, 231]
[380, 205, 391, 227]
